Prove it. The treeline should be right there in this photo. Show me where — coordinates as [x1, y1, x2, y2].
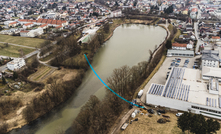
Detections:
[23, 69, 85, 123]
[51, 32, 105, 69]
[50, 36, 81, 67]
[72, 18, 173, 134]
[178, 112, 220, 134]
[0, 97, 23, 133]
[72, 45, 165, 133]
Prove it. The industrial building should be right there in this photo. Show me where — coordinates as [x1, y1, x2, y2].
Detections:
[146, 67, 221, 119]
[167, 50, 194, 57]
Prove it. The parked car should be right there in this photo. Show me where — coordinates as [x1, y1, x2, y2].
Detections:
[121, 123, 129, 130]
[137, 90, 143, 98]
[147, 109, 155, 114]
[171, 62, 175, 66]
[129, 99, 137, 109]
[168, 66, 172, 70]
[175, 63, 179, 67]
[176, 113, 183, 117]
[157, 109, 166, 114]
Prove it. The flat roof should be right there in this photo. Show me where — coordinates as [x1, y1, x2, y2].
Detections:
[167, 49, 194, 55]
[147, 67, 221, 108]
[202, 66, 221, 78]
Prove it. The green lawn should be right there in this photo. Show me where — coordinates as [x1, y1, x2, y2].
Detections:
[0, 35, 46, 48]
[172, 29, 181, 43]
[0, 43, 34, 57]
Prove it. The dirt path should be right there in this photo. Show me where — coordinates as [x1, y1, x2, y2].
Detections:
[111, 108, 135, 134]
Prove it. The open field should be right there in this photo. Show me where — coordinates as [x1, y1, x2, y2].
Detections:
[120, 108, 221, 134]
[39, 53, 55, 62]
[0, 43, 34, 57]
[28, 65, 55, 82]
[121, 110, 183, 134]
[0, 35, 45, 48]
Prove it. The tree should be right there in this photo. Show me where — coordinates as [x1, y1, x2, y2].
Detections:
[104, 23, 109, 33]
[165, 40, 172, 49]
[178, 112, 220, 134]
[190, 114, 207, 134]
[177, 112, 192, 132]
[207, 118, 220, 134]
[13, 72, 18, 80]
[133, 0, 137, 7]
[2, 77, 6, 85]
[52, 3, 57, 8]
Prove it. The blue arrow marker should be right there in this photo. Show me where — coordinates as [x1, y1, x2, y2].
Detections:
[84, 54, 144, 108]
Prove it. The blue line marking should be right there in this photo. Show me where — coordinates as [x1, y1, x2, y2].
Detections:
[84, 54, 144, 108]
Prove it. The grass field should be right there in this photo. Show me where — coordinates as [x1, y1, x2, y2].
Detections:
[172, 29, 181, 43]
[0, 35, 45, 48]
[0, 43, 34, 57]
[121, 110, 221, 134]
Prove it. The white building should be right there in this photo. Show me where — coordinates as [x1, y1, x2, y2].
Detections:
[146, 67, 221, 120]
[20, 28, 44, 37]
[202, 50, 219, 68]
[7, 58, 26, 71]
[110, 10, 122, 17]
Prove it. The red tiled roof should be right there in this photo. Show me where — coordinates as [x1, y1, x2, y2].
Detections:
[56, 25, 62, 29]
[10, 22, 17, 24]
[20, 30, 29, 33]
[36, 18, 43, 23]
[212, 36, 220, 39]
[24, 22, 33, 26]
[172, 42, 187, 47]
[39, 24, 47, 28]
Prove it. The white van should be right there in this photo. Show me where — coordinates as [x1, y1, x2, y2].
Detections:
[176, 113, 183, 117]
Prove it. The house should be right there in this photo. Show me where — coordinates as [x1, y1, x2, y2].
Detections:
[8, 22, 18, 27]
[23, 22, 34, 29]
[55, 25, 63, 30]
[172, 42, 187, 50]
[187, 41, 194, 50]
[210, 36, 220, 42]
[7, 58, 26, 71]
[202, 50, 219, 68]
[20, 30, 29, 37]
[39, 24, 48, 29]
[110, 10, 122, 17]
[28, 28, 44, 37]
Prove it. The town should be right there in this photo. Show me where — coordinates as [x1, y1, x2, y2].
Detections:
[1, 0, 221, 133]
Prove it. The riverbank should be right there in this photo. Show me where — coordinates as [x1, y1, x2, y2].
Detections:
[5, 18, 165, 134]
[109, 22, 170, 134]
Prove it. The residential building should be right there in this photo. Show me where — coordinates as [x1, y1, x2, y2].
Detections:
[202, 50, 219, 68]
[172, 42, 187, 50]
[7, 58, 26, 71]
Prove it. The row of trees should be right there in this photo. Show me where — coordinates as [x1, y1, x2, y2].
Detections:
[178, 112, 220, 134]
[23, 70, 85, 123]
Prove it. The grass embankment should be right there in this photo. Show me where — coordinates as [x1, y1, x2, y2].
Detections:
[133, 55, 166, 99]
[172, 29, 181, 43]
[0, 35, 45, 48]
[0, 43, 34, 57]
[39, 54, 55, 62]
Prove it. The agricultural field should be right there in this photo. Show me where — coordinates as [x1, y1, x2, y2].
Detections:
[0, 35, 45, 48]
[0, 43, 34, 57]
[28, 65, 56, 83]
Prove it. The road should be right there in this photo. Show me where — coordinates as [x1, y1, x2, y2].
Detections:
[0, 50, 39, 72]
[0, 42, 37, 49]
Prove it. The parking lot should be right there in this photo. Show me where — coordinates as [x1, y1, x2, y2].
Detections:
[141, 55, 202, 103]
